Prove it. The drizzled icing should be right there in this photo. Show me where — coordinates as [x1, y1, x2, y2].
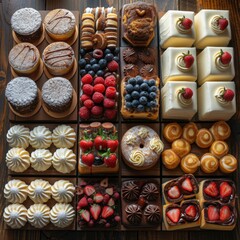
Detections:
[129, 149, 145, 167]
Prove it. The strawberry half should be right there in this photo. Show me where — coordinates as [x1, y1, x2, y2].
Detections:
[219, 49, 232, 65]
[179, 16, 193, 30]
[207, 205, 219, 221]
[166, 208, 181, 223]
[80, 209, 90, 222]
[77, 196, 88, 210]
[185, 205, 196, 218]
[90, 204, 101, 220]
[222, 88, 234, 102]
[94, 193, 104, 203]
[84, 185, 95, 196]
[181, 178, 193, 192]
[179, 87, 193, 99]
[101, 206, 114, 219]
[218, 17, 228, 30]
[220, 182, 232, 199]
[168, 186, 181, 199]
[204, 181, 219, 198]
[220, 205, 231, 222]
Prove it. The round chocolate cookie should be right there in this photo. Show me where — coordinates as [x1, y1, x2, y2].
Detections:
[9, 43, 40, 74]
[11, 8, 42, 42]
[5, 77, 38, 113]
[42, 77, 73, 112]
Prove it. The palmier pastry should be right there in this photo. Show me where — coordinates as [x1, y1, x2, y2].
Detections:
[182, 122, 198, 144]
[195, 129, 213, 148]
[162, 149, 180, 169]
[171, 139, 191, 158]
[219, 154, 237, 173]
[163, 123, 182, 143]
[181, 153, 200, 174]
[210, 121, 231, 141]
[200, 153, 219, 174]
[210, 141, 229, 159]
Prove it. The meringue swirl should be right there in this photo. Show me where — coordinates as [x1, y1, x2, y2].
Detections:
[129, 149, 145, 167]
[29, 126, 52, 149]
[30, 149, 52, 172]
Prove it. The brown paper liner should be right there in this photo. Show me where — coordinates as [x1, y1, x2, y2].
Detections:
[41, 89, 77, 119]
[8, 89, 42, 118]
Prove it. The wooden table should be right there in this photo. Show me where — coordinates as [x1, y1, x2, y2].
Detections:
[0, 0, 239, 239]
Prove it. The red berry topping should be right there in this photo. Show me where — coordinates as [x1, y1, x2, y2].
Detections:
[180, 87, 193, 99]
[183, 51, 194, 68]
[77, 196, 88, 210]
[83, 99, 94, 109]
[167, 186, 181, 199]
[80, 209, 90, 222]
[207, 205, 219, 221]
[220, 182, 232, 199]
[219, 49, 232, 64]
[94, 135, 107, 151]
[79, 139, 93, 152]
[179, 16, 193, 30]
[166, 208, 181, 223]
[105, 87, 117, 99]
[107, 139, 119, 152]
[220, 205, 231, 222]
[82, 153, 94, 166]
[93, 49, 103, 59]
[79, 106, 90, 120]
[84, 185, 96, 196]
[185, 205, 196, 218]
[104, 109, 117, 120]
[222, 88, 234, 101]
[93, 193, 104, 203]
[82, 84, 94, 95]
[80, 94, 90, 103]
[204, 181, 219, 198]
[104, 98, 115, 108]
[101, 206, 114, 219]
[105, 75, 116, 87]
[94, 77, 105, 85]
[181, 178, 193, 192]
[91, 105, 103, 116]
[82, 74, 93, 85]
[107, 60, 119, 72]
[90, 204, 101, 220]
[93, 83, 105, 93]
[92, 92, 104, 104]
[218, 17, 228, 30]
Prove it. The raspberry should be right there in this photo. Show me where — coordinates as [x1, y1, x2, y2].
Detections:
[107, 60, 119, 72]
[92, 92, 104, 104]
[105, 87, 116, 99]
[105, 75, 116, 87]
[94, 77, 105, 85]
[82, 74, 93, 85]
[79, 106, 90, 120]
[93, 84, 105, 93]
[80, 94, 91, 103]
[104, 98, 115, 108]
[84, 99, 94, 109]
[82, 84, 93, 95]
[104, 109, 117, 120]
[91, 106, 103, 116]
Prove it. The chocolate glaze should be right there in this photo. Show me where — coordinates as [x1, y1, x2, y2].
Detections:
[141, 183, 159, 201]
[122, 181, 140, 201]
[144, 204, 161, 224]
[126, 204, 142, 224]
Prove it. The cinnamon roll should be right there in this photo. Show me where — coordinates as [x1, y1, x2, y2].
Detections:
[210, 121, 231, 141]
[162, 149, 180, 169]
[163, 123, 182, 143]
[219, 154, 237, 173]
[181, 153, 200, 174]
[210, 141, 229, 159]
[182, 122, 198, 144]
[195, 129, 214, 148]
[171, 138, 191, 158]
[200, 153, 219, 174]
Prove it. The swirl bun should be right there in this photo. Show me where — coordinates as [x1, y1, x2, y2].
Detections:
[171, 138, 191, 158]
[181, 153, 200, 174]
[162, 149, 180, 169]
[200, 153, 219, 173]
[182, 122, 198, 144]
[210, 141, 229, 159]
[219, 154, 237, 173]
[195, 129, 213, 148]
[210, 121, 231, 141]
[163, 123, 182, 143]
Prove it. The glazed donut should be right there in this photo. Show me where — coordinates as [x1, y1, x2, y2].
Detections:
[219, 154, 237, 173]
[121, 125, 164, 170]
[181, 153, 200, 174]
[210, 141, 229, 159]
[162, 149, 180, 169]
[163, 123, 182, 143]
[210, 121, 231, 141]
[195, 129, 214, 148]
[171, 138, 191, 158]
[182, 122, 198, 144]
[200, 153, 219, 174]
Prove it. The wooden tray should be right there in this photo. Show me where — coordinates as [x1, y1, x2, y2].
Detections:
[9, 11, 79, 123]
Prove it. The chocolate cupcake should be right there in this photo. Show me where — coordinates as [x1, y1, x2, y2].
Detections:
[44, 9, 76, 41]
[138, 48, 155, 64]
[42, 77, 73, 112]
[9, 43, 40, 75]
[122, 181, 140, 201]
[125, 204, 142, 224]
[140, 64, 156, 77]
[42, 42, 75, 76]
[141, 183, 159, 201]
[144, 205, 161, 224]
[123, 48, 138, 63]
[5, 77, 38, 113]
[123, 64, 139, 77]
[11, 8, 42, 43]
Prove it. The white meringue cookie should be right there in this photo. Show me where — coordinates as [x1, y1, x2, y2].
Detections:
[30, 149, 52, 172]
[29, 126, 52, 149]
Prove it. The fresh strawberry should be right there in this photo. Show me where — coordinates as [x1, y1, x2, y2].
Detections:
[219, 49, 232, 64]
[166, 208, 181, 223]
[94, 193, 104, 203]
[80, 209, 90, 222]
[92, 92, 104, 103]
[182, 50, 194, 68]
[168, 186, 181, 199]
[90, 204, 101, 220]
[104, 109, 117, 120]
[82, 152, 94, 166]
[204, 181, 219, 198]
[179, 87, 193, 99]
[105, 75, 116, 87]
[94, 135, 107, 150]
[93, 84, 105, 93]
[79, 140, 93, 152]
[178, 16, 193, 30]
[101, 206, 114, 219]
[91, 106, 103, 116]
[82, 74, 93, 85]
[185, 205, 196, 218]
[84, 185, 95, 196]
[104, 153, 117, 168]
[218, 17, 228, 30]
[79, 106, 90, 120]
[220, 182, 232, 199]
[181, 178, 193, 192]
[106, 187, 114, 196]
[207, 205, 219, 221]
[80, 94, 91, 103]
[94, 77, 105, 85]
[104, 98, 115, 108]
[220, 205, 231, 221]
[107, 60, 119, 72]
[82, 84, 94, 95]
[222, 88, 234, 101]
[77, 196, 88, 210]
[105, 87, 117, 99]
[107, 137, 119, 152]
[83, 99, 94, 109]
[107, 198, 115, 207]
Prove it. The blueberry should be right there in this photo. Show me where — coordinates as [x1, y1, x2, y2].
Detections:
[126, 84, 134, 93]
[92, 64, 100, 72]
[128, 78, 136, 85]
[132, 99, 139, 107]
[98, 59, 107, 69]
[90, 58, 97, 65]
[140, 83, 149, 91]
[144, 80, 149, 84]
[113, 56, 119, 62]
[150, 100, 157, 108]
[104, 49, 112, 56]
[80, 69, 87, 77]
[94, 156, 103, 166]
[136, 77, 143, 85]
[149, 86, 157, 92]
[85, 64, 92, 72]
[147, 102, 151, 108]
[88, 70, 95, 77]
[149, 92, 157, 100]
[96, 70, 104, 77]
[125, 94, 132, 102]
[80, 48, 86, 57]
[148, 79, 156, 86]
[105, 53, 114, 62]
[131, 91, 140, 99]
[126, 102, 132, 109]
[137, 104, 145, 112]
[133, 84, 140, 91]
[139, 96, 148, 105]
[114, 48, 120, 55]
[140, 91, 149, 98]
[79, 58, 87, 68]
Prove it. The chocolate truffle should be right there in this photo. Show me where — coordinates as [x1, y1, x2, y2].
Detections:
[141, 183, 159, 201]
[144, 205, 161, 224]
[125, 204, 142, 224]
[122, 181, 140, 201]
